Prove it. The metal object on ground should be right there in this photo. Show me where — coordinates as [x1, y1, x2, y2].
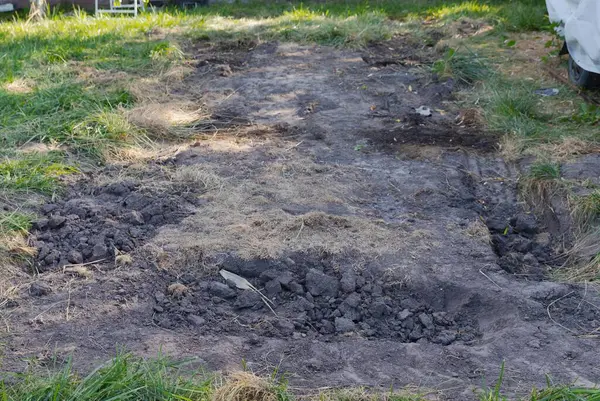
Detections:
[95, 0, 144, 16]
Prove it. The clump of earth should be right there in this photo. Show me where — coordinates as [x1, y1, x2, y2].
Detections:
[29, 166, 204, 271]
[153, 253, 479, 344]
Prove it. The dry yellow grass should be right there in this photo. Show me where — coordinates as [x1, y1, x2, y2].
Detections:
[4, 78, 34, 94]
[537, 137, 600, 162]
[465, 219, 491, 244]
[212, 372, 280, 401]
[171, 165, 223, 191]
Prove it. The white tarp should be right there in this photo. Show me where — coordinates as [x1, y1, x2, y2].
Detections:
[546, 0, 600, 74]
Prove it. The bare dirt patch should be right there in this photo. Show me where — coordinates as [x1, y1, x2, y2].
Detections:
[3, 40, 600, 399]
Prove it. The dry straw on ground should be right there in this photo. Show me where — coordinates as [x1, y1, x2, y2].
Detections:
[212, 372, 280, 401]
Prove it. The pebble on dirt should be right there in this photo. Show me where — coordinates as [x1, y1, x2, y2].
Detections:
[29, 282, 52, 297]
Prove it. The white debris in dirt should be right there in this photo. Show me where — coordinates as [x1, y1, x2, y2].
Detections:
[534, 88, 559, 97]
[415, 106, 432, 116]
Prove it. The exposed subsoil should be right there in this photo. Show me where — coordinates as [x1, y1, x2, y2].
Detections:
[3, 39, 600, 399]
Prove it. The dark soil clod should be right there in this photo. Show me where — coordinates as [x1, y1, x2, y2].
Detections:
[152, 254, 480, 345]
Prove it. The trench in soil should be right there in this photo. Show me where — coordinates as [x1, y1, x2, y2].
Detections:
[5, 40, 600, 398]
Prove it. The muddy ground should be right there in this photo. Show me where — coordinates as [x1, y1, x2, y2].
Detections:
[3, 39, 600, 399]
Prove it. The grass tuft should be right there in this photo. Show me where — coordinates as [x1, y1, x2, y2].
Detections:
[0, 353, 213, 401]
[432, 47, 492, 84]
[0, 152, 76, 194]
[212, 371, 288, 401]
[519, 161, 563, 213]
[0, 211, 33, 234]
[528, 162, 560, 181]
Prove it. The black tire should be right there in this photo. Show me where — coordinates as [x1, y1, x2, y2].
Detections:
[568, 55, 600, 89]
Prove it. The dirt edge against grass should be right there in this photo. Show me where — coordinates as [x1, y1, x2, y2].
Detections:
[2, 353, 598, 401]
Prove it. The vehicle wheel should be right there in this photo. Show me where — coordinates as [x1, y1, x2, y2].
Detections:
[568, 55, 600, 89]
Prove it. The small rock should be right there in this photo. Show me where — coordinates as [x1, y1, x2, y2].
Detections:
[67, 250, 83, 264]
[44, 250, 60, 264]
[415, 106, 432, 117]
[527, 339, 541, 349]
[29, 282, 52, 297]
[371, 284, 383, 297]
[512, 214, 538, 235]
[432, 311, 450, 325]
[342, 293, 361, 308]
[153, 305, 164, 313]
[105, 182, 131, 196]
[436, 330, 457, 345]
[402, 317, 415, 330]
[334, 317, 355, 333]
[288, 281, 304, 295]
[48, 215, 67, 229]
[208, 282, 236, 299]
[409, 325, 423, 341]
[305, 269, 339, 298]
[398, 309, 413, 320]
[508, 236, 533, 253]
[320, 319, 335, 334]
[187, 314, 206, 326]
[371, 301, 392, 318]
[419, 313, 435, 330]
[235, 290, 263, 309]
[340, 270, 356, 293]
[264, 279, 282, 296]
[292, 297, 315, 312]
[32, 219, 49, 230]
[259, 270, 280, 284]
[91, 243, 108, 260]
[485, 218, 507, 233]
[276, 272, 294, 287]
[277, 319, 295, 336]
[125, 211, 145, 225]
[41, 204, 58, 214]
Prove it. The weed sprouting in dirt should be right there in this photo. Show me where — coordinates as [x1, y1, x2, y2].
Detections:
[528, 162, 561, 181]
[519, 161, 563, 211]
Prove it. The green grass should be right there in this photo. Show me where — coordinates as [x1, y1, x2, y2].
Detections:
[0, 211, 33, 234]
[0, 353, 423, 401]
[0, 354, 214, 401]
[432, 47, 493, 84]
[528, 162, 560, 180]
[0, 0, 551, 202]
[0, 152, 76, 194]
[1, 355, 599, 401]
